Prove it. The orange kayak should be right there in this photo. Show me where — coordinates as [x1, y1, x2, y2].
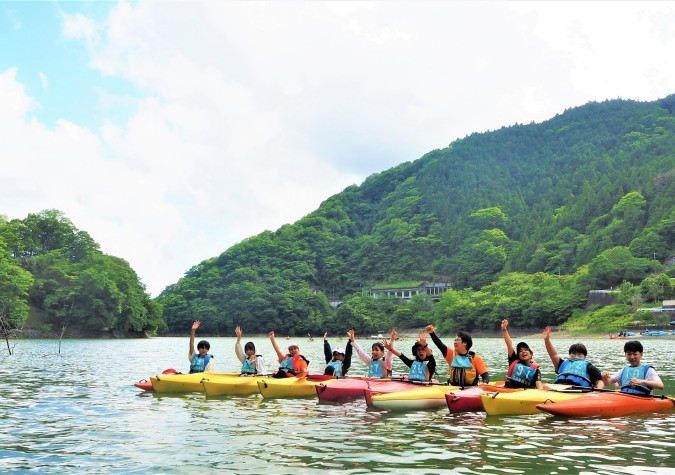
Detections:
[536, 391, 675, 417]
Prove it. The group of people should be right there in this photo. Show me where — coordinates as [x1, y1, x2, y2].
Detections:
[187, 319, 664, 397]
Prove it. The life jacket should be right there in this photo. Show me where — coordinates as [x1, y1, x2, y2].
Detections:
[554, 359, 592, 387]
[189, 354, 212, 374]
[619, 364, 652, 395]
[505, 360, 539, 388]
[241, 357, 257, 375]
[368, 359, 385, 378]
[326, 361, 344, 378]
[409, 360, 429, 382]
[448, 352, 478, 386]
[278, 353, 309, 376]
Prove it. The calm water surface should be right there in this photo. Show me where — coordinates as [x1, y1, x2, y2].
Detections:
[1, 335, 674, 474]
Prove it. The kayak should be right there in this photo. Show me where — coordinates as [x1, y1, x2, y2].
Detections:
[316, 378, 415, 402]
[150, 372, 239, 393]
[134, 380, 154, 392]
[536, 391, 675, 417]
[365, 384, 462, 410]
[201, 374, 269, 396]
[257, 375, 336, 399]
[445, 384, 518, 413]
[480, 386, 584, 416]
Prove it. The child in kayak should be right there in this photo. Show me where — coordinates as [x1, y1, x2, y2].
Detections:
[384, 332, 436, 382]
[188, 320, 215, 373]
[601, 340, 664, 395]
[323, 332, 353, 378]
[269, 331, 309, 378]
[348, 328, 396, 378]
[501, 319, 543, 389]
[543, 326, 604, 388]
[426, 325, 489, 386]
[235, 326, 267, 375]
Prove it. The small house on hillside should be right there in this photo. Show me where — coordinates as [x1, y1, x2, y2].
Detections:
[367, 281, 451, 301]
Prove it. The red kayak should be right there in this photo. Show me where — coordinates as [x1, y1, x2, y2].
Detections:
[134, 380, 154, 392]
[316, 378, 416, 402]
[536, 391, 675, 418]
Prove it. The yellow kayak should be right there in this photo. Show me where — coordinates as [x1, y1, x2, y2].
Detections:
[150, 372, 239, 393]
[366, 384, 462, 410]
[257, 376, 336, 399]
[201, 375, 269, 396]
[480, 385, 585, 415]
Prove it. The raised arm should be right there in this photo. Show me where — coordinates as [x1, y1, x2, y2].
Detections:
[269, 331, 284, 362]
[419, 332, 432, 357]
[189, 320, 200, 357]
[426, 324, 448, 357]
[501, 319, 515, 356]
[349, 329, 372, 365]
[543, 326, 561, 370]
[323, 332, 332, 363]
[234, 326, 245, 363]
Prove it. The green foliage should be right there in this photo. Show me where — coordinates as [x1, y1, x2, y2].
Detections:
[563, 304, 634, 333]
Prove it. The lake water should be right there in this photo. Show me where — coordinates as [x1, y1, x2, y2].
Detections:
[1, 335, 674, 474]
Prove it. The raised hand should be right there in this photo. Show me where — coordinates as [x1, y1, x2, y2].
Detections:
[501, 320, 508, 331]
[191, 320, 201, 332]
[268, 330, 276, 339]
[543, 326, 551, 340]
[425, 324, 434, 334]
[347, 329, 355, 342]
[235, 326, 243, 339]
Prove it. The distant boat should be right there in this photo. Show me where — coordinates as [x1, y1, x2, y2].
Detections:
[641, 330, 668, 336]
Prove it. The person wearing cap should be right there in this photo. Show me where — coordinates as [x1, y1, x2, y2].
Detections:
[425, 325, 489, 386]
[384, 332, 436, 382]
[543, 326, 604, 388]
[348, 328, 396, 378]
[323, 332, 353, 378]
[501, 319, 543, 389]
[269, 330, 309, 378]
[235, 326, 267, 376]
[188, 320, 215, 373]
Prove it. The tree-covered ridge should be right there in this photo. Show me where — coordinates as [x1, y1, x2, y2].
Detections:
[158, 95, 675, 335]
[0, 210, 163, 336]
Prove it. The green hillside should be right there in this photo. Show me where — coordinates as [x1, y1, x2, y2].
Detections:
[157, 95, 675, 335]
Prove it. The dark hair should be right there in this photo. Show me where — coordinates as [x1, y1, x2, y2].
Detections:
[456, 331, 473, 350]
[197, 340, 210, 350]
[412, 342, 424, 354]
[372, 342, 385, 352]
[568, 343, 587, 357]
[624, 340, 643, 353]
[244, 342, 255, 352]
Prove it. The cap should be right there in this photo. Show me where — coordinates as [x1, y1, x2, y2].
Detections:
[516, 342, 532, 354]
[288, 343, 299, 350]
[333, 347, 345, 355]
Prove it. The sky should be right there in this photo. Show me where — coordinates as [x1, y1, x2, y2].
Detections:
[1, 1, 674, 297]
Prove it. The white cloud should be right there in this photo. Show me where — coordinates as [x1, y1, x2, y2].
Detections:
[2, 1, 675, 296]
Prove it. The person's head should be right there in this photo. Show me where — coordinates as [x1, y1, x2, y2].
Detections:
[412, 342, 427, 360]
[332, 347, 345, 362]
[197, 340, 210, 356]
[371, 342, 385, 360]
[454, 331, 473, 353]
[567, 343, 587, 360]
[623, 340, 643, 366]
[516, 341, 533, 362]
[288, 343, 300, 355]
[244, 341, 256, 356]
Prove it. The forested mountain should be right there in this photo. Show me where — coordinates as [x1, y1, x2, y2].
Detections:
[157, 95, 675, 335]
[0, 210, 163, 337]
[2, 96, 673, 338]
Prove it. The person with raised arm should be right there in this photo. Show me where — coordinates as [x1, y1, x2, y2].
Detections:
[384, 332, 436, 382]
[349, 328, 396, 378]
[269, 330, 309, 378]
[323, 332, 353, 378]
[501, 319, 543, 389]
[543, 326, 604, 388]
[425, 325, 488, 386]
[235, 326, 267, 376]
[188, 320, 215, 374]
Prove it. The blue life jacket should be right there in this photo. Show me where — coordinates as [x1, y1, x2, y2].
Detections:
[409, 360, 428, 382]
[326, 361, 344, 378]
[279, 356, 296, 374]
[555, 359, 591, 387]
[189, 354, 212, 374]
[368, 360, 385, 378]
[619, 364, 652, 395]
[241, 358, 257, 375]
[506, 360, 539, 388]
[449, 352, 478, 386]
